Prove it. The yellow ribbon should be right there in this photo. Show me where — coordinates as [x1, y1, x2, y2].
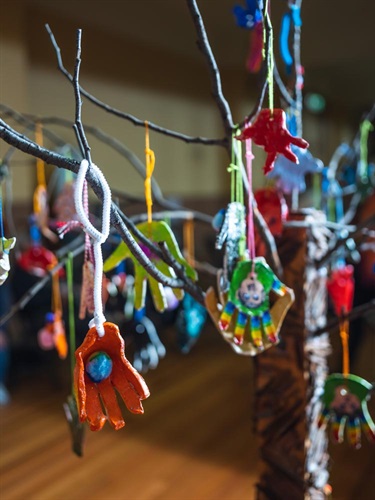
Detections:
[34, 123, 47, 214]
[144, 121, 155, 224]
[183, 217, 195, 267]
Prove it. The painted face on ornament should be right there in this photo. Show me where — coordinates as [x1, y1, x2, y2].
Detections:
[330, 385, 361, 416]
[237, 273, 266, 309]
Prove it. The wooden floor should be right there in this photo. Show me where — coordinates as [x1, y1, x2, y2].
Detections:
[0, 325, 374, 500]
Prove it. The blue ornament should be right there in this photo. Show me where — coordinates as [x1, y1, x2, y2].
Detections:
[232, 0, 263, 29]
[212, 208, 226, 232]
[268, 146, 323, 194]
[85, 351, 113, 383]
[177, 293, 207, 354]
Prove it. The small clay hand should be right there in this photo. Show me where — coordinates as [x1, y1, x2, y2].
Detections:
[238, 109, 309, 174]
[104, 221, 197, 312]
[74, 322, 150, 431]
[268, 146, 323, 194]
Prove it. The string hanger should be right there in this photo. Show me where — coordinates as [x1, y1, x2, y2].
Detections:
[74, 159, 112, 337]
[144, 121, 155, 225]
[263, 0, 274, 113]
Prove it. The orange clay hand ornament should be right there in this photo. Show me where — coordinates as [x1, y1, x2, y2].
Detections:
[75, 322, 150, 431]
[71, 159, 150, 432]
[237, 109, 309, 174]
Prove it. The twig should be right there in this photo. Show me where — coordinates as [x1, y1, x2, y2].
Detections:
[238, 76, 268, 130]
[315, 215, 375, 268]
[273, 63, 295, 107]
[186, 0, 234, 136]
[72, 29, 91, 163]
[45, 24, 226, 148]
[312, 300, 375, 337]
[130, 209, 212, 225]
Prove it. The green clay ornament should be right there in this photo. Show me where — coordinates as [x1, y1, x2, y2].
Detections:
[104, 221, 197, 312]
[317, 373, 375, 448]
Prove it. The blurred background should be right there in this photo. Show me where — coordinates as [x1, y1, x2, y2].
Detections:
[1, 1, 374, 499]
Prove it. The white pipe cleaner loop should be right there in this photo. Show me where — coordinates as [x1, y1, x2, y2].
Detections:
[74, 159, 112, 337]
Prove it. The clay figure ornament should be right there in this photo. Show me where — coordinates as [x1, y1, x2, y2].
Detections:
[317, 373, 375, 448]
[103, 220, 197, 312]
[205, 257, 294, 355]
[74, 322, 150, 431]
[237, 109, 309, 174]
[0, 237, 16, 285]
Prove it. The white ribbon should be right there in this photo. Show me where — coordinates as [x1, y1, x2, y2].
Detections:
[74, 159, 111, 337]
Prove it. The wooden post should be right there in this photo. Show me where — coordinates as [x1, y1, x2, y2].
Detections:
[254, 210, 331, 500]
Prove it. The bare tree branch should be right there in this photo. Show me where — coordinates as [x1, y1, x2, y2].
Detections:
[45, 24, 226, 148]
[0, 120, 205, 304]
[186, 0, 234, 136]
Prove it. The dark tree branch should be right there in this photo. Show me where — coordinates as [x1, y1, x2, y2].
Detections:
[1, 105, 215, 221]
[312, 300, 375, 337]
[186, 0, 234, 136]
[44, 24, 226, 148]
[0, 121, 205, 303]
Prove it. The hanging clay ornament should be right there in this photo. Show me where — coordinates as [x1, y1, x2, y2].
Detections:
[237, 109, 309, 174]
[74, 322, 150, 431]
[0, 237, 16, 286]
[53, 181, 77, 224]
[317, 374, 375, 448]
[327, 265, 354, 316]
[254, 188, 288, 257]
[206, 257, 294, 355]
[176, 293, 207, 354]
[103, 221, 197, 312]
[132, 313, 166, 374]
[37, 311, 68, 359]
[268, 146, 323, 194]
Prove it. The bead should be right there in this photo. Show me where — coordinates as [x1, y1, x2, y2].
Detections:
[85, 351, 113, 383]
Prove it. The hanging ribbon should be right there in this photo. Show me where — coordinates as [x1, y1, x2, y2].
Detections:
[66, 252, 76, 384]
[74, 159, 111, 337]
[359, 119, 373, 182]
[245, 137, 256, 262]
[183, 216, 195, 267]
[33, 123, 57, 242]
[144, 121, 155, 225]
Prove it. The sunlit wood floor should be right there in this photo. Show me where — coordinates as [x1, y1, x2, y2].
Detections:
[1, 325, 374, 500]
